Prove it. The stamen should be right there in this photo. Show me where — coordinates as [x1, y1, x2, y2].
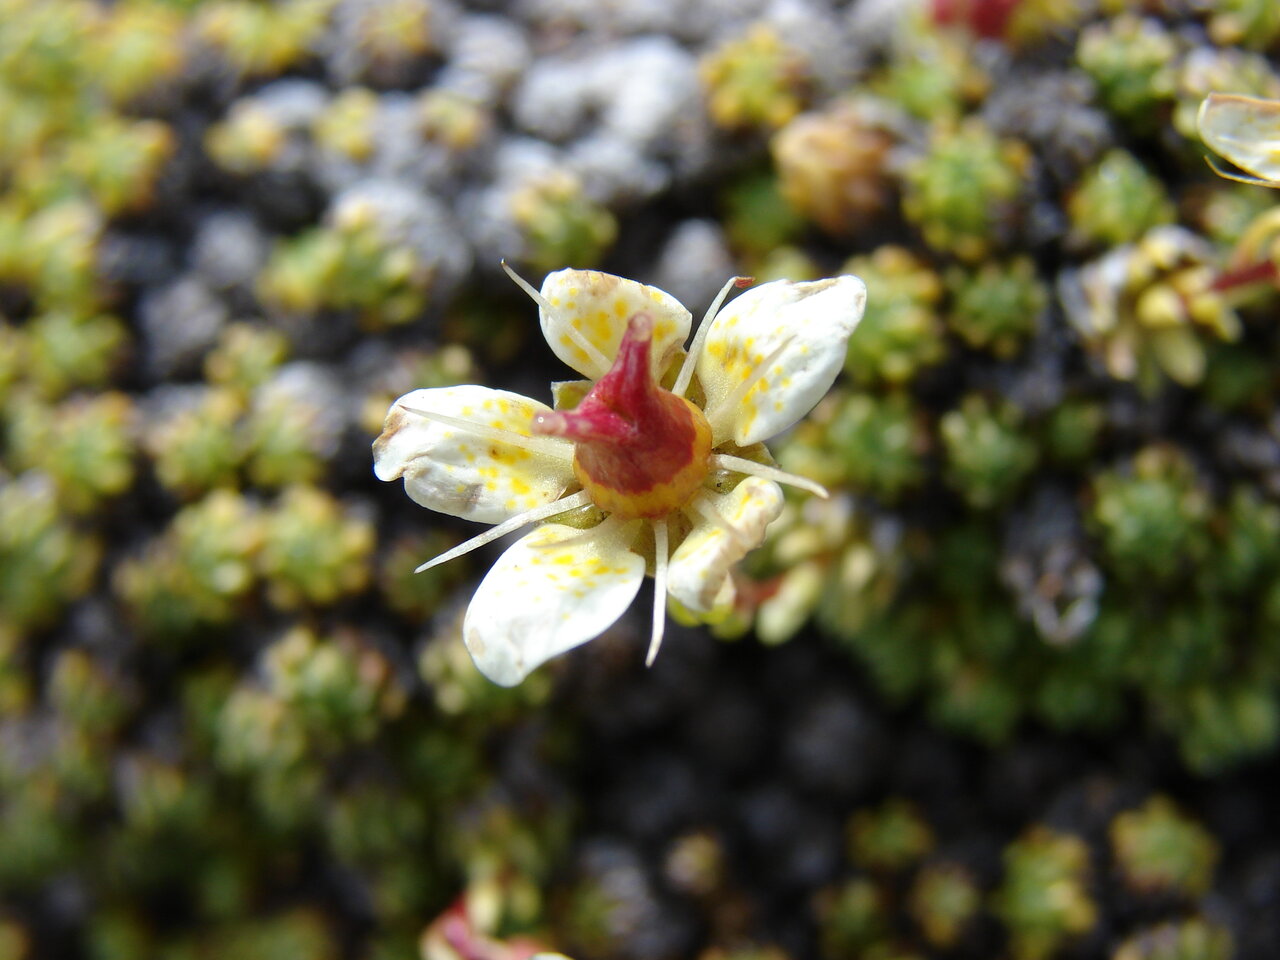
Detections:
[673, 275, 753, 397]
[502, 260, 611, 378]
[688, 493, 751, 549]
[712, 454, 830, 499]
[414, 490, 592, 573]
[646, 519, 669, 666]
[500, 259, 554, 311]
[702, 336, 794, 442]
[399, 404, 575, 461]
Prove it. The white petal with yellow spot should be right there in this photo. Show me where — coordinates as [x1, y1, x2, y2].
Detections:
[373, 385, 575, 525]
[463, 522, 646, 686]
[666, 477, 785, 614]
[539, 268, 692, 379]
[697, 276, 867, 446]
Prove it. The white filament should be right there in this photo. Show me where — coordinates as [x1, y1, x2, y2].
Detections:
[673, 275, 751, 398]
[712, 454, 829, 500]
[414, 490, 593, 573]
[500, 259, 554, 311]
[647, 518, 669, 666]
[501, 260, 611, 378]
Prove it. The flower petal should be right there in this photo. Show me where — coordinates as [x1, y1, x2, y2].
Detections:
[373, 385, 575, 524]
[697, 276, 867, 446]
[1198, 93, 1280, 185]
[463, 522, 645, 685]
[667, 477, 784, 614]
[540, 269, 692, 379]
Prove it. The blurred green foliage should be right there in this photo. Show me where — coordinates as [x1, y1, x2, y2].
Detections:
[991, 828, 1097, 960]
[508, 170, 618, 275]
[700, 23, 810, 131]
[1110, 796, 1219, 899]
[901, 119, 1028, 262]
[1067, 150, 1176, 249]
[944, 256, 1045, 358]
[841, 246, 946, 386]
[1076, 14, 1179, 130]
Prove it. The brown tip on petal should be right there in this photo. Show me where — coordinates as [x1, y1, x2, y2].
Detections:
[735, 276, 755, 288]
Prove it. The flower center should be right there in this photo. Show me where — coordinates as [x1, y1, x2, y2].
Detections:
[530, 314, 712, 520]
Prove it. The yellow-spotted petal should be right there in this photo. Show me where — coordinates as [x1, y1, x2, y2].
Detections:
[1198, 93, 1280, 186]
[697, 276, 867, 446]
[373, 385, 575, 524]
[463, 522, 646, 686]
[667, 477, 784, 614]
[539, 269, 692, 379]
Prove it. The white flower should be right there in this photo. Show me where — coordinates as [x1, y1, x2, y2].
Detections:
[374, 264, 866, 685]
[1198, 92, 1280, 188]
